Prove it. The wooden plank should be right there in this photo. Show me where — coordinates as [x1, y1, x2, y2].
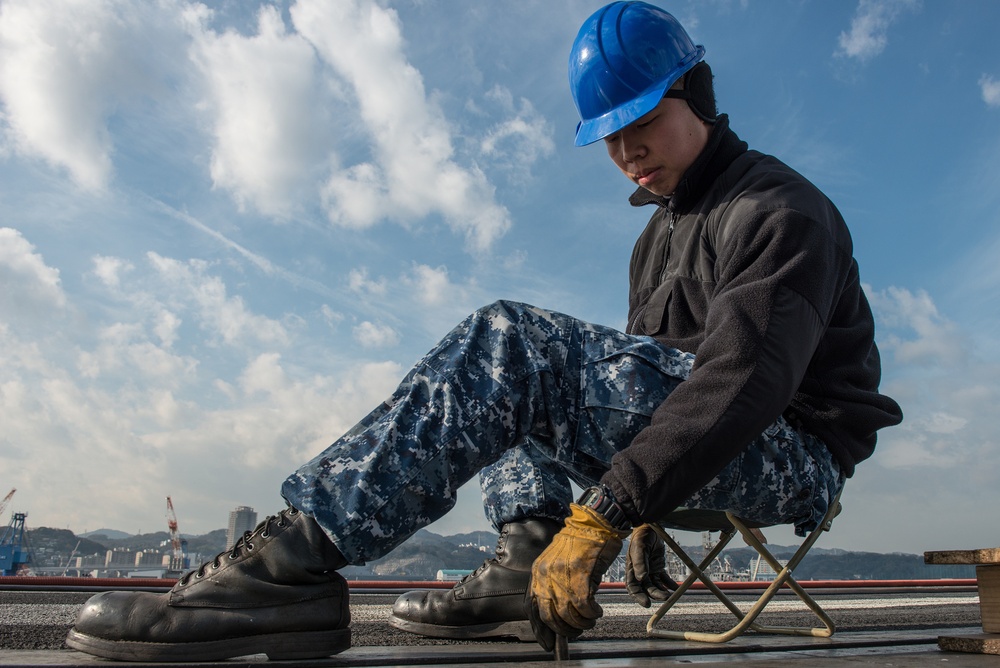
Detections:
[925, 548, 1000, 565]
[980, 565, 1000, 633]
[939, 633, 1000, 655]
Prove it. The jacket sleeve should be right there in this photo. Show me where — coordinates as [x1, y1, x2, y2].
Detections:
[602, 204, 851, 525]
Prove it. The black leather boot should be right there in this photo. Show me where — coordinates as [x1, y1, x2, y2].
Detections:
[389, 516, 562, 640]
[66, 507, 351, 662]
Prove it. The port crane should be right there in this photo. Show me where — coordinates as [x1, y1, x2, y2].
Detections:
[62, 540, 82, 576]
[165, 497, 188, 571]
[0, 488, 33, 576]
[0, 488, 15, 517]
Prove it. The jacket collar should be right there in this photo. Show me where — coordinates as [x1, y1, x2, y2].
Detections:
[628, 114, 748, 213]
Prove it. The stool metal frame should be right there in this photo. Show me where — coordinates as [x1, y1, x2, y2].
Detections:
[646, 485, 844, 643]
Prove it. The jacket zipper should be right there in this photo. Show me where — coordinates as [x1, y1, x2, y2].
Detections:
[657, 212, 677, 285]
[628, 211, 677, 335]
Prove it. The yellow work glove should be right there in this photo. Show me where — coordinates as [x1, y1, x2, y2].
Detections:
[526, 504, 628, 649]
[625, 524, 679, 608]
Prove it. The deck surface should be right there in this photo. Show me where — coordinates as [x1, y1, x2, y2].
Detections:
[2, 586, 995, 666]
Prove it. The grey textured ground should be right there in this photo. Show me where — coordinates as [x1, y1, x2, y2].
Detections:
[0, 589, 981, 651]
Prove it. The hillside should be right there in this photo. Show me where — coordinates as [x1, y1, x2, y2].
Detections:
[80, 529, 132, 540]
[720, 545, 976, 580]
[23, 525, 977, 580]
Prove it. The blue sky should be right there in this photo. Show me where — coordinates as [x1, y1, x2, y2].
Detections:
[1, 0, 998, 556]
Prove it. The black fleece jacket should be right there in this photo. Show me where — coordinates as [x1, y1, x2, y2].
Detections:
[601, 115, 903, 526]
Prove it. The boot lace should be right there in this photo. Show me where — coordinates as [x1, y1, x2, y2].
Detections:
[457, 528, 506, 585]
[177, 507, 299, 586]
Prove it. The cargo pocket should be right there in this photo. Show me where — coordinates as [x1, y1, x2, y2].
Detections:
[570, 329, 694, 485]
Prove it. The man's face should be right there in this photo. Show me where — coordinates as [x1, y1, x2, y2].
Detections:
[603, 95, 711, 197]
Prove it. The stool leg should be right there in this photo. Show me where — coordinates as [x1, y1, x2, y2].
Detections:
[647, 486, 844, 642]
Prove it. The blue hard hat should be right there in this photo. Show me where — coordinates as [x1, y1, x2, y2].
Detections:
[569, 1, 705, 146]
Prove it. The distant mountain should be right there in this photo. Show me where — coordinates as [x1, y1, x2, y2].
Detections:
[25, 528, 109, 565]
[339, 528, 498, 580]
[718, 545, 976, 580]
[24, 524, 978, 581]
[80, 529, 133, 540]
[96, 529, 228, 557]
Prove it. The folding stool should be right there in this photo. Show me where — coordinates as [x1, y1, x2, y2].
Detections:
[646, 485, 844, 643]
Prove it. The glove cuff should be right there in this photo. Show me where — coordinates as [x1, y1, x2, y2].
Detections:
[567, 504, 630, 541]
[577, 485, 632, 533]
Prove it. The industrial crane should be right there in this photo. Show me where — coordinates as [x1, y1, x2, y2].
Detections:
[0, 489, 15, 518]
[165, 497, 186, 571]
[62, 540, 81, 576]
[0, 489, 33, 576]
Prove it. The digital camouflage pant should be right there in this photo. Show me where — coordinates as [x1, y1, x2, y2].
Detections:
[282, 300, 843, 564]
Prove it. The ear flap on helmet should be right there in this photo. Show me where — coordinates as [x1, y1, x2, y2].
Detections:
[684, 62, 717, 123]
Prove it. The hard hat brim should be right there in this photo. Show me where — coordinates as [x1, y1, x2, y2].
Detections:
[573, 44, 706, 147]
[574, 84, 668, 147]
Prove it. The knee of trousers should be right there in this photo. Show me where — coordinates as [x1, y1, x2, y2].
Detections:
[475, 299, 534, 321]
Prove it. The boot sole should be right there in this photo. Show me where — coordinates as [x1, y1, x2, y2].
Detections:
[66, 627, 351, 662]
[389, 614, 534, 642]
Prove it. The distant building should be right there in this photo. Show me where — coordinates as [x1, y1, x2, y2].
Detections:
[135, 551, 164, 567]
[436, 569, 471, 582]
[749, 556, 788, 581]
[105, 548, 137, 567]
[72, 555, 105, 568]
[226, 506, 257, 550]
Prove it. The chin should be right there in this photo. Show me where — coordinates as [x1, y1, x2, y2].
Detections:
[644, 185, 673, 197]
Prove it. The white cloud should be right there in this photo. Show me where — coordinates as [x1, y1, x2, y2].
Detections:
[346, 263, 480, 341]
[240, 352, 287, 397]
[1, 299, 408, 535]
[83, 321, 198, 382]
[864, 285, 998, 476]
[0, 316, 169, 531]
[320, 304, 344, 331]
[0, 227, 66, 317]
[0, 0, 183, 189]
[0, 233, 410, 535]
[153, 309, 182, 348]
[847, 282, 1000, 552]
[348, 267, 388, 296]
[406, 263, 460, 307]
[142, 356, 405, 487]
[980, 74, 1000, 108]
[147, 253, 289, 347]
[353, 320, 400, 348]
[866, 285, 960, 365]
[291, 0, 511, 252]
[0, 0, 515, 253]
[92, 255, 134, 289]
[480, 85, 555, 184]
[836, 0, 919, 62]
[187, 5, 337, 218]
[921, 411, 967, 435]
